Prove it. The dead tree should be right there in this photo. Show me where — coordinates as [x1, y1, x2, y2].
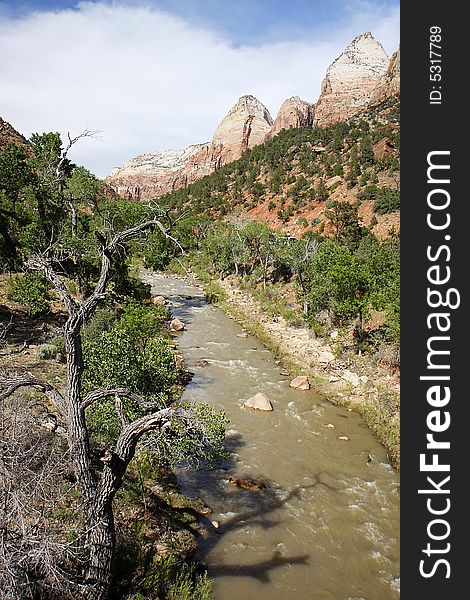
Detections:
[0, 218, 181, 599]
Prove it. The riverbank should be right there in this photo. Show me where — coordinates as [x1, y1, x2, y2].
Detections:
[182, 271, 400, 470]
[148, 270, 400, 600]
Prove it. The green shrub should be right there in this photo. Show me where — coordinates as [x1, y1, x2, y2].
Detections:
[82, 307, 117, 342]
[37, 343, 60, 360]
[7, 272, 50, 317]
[49, 335, 66, 362]
[116, 302, 168, 345]
[83, 325, 178, 443]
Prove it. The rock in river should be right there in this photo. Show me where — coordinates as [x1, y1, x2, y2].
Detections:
[243, 392, 273, 411]
[289, 375, 310, 390]
[229, 476, 267, 490]
[170, 318, 185, 331]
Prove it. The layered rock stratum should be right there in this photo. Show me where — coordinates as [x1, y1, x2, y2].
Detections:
[268, 96, 314, 138]
[313, 32, 389, 127]
[107, 95, 273, 200]
[370, 48, 400, 105]
[211, 94, 273, 162]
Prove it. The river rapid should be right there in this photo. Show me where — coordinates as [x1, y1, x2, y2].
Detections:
[143, 272, 400, 600]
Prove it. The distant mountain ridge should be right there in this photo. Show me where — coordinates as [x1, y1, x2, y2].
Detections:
[105, 31, 399, 202]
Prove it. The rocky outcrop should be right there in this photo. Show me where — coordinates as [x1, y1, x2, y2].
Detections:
[212, 95, 273, 162]
[106, 143, 209, 200]
[313, 32, 389, 127]
[106, 95, 272, 200]
[268, 96, 314, 138]
[0, 117, 30, 152]
[106, 37, 398, 201]
[370, 48, 400, 105]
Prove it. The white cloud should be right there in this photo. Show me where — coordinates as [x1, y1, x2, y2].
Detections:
[0, 1, 399, 177]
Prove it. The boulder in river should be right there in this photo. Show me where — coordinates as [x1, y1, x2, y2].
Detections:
[236, 332, 249, 338]
[243, 392, 273, 411]
[194, 359, 210, 367]
[170, 318, 185, 331]
[229, 476, 267, 490]
[289, 376, 310, 390]
[152, 295, 166, 306]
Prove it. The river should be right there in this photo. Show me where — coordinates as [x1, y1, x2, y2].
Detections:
[143, 272, 400, 600]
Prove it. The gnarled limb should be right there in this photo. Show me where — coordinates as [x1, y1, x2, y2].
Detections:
[25, 256, 80, 315]
[84, 406, 176, 597]
[80, 387, 157, 412]
[0, 370, 66, 415]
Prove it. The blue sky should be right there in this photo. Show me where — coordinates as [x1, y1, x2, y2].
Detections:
[1, 0, 400, 45]
[0, 1, 399, 176]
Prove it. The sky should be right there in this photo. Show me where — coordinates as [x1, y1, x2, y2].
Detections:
[0, 0, 399, 178]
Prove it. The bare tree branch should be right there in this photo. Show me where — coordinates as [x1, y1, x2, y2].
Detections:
[57, 129, 102, 180]
[115, 407, 176, 460]
[25, 257, 79, 315]
[114, 395, 130, 428]
[80, 388, 152, 412]
[0, 371, 66, 415]
[81, 218, 167, 320]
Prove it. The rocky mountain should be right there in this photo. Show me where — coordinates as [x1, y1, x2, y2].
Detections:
[211, 94, 273, 161]
[107, 144, 208, 200]
[0, 117, 29, 152]
[370, 48, 400, 106]
[313, 32, 389, 127]
[107, 95, 273, 200]
[106, 32, 398, 202]
[268, 96, 314, 138]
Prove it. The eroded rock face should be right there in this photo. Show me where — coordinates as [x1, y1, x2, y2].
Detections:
[212, 95, 273, 162]
[106, 143, 208, 200]
[370, 48, 400, 105]
[313, 32, 389, 127]
[268, 96, 314, 138]
[106, 95, 272, 200]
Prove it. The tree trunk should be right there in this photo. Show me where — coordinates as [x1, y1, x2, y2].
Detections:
[84, 504, 116, 600]
[65, 319, 96, 506]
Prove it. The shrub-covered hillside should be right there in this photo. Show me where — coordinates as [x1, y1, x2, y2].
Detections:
[162, 97, 400, 239]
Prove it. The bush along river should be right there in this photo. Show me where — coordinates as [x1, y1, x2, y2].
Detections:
[142, 272, 400, 600]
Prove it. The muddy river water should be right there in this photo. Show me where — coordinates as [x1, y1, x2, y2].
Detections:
[143, 272, 400, 600]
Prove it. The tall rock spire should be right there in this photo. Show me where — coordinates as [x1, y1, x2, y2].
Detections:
[313, 32, 389, 127]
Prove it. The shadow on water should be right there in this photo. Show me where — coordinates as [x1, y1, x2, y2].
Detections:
[166, 294, 207, 324]
[176, 432, 333, 584]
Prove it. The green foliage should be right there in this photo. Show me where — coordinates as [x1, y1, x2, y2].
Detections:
[357, 184, 400, 214]
[83, 304, 178, 443]
[7, 272, 50, 316]
[324, 199, 365, 250]
[116, 302, 168, 345]
[37, 343, 61, 360]
[305, 239, 369, 324]
[373, 188, 400, 214]
[49, 335, 66, 362]
[82, 307, 117, 342]
[117, 550, 213, 600]
[159, 402, 229, 468]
